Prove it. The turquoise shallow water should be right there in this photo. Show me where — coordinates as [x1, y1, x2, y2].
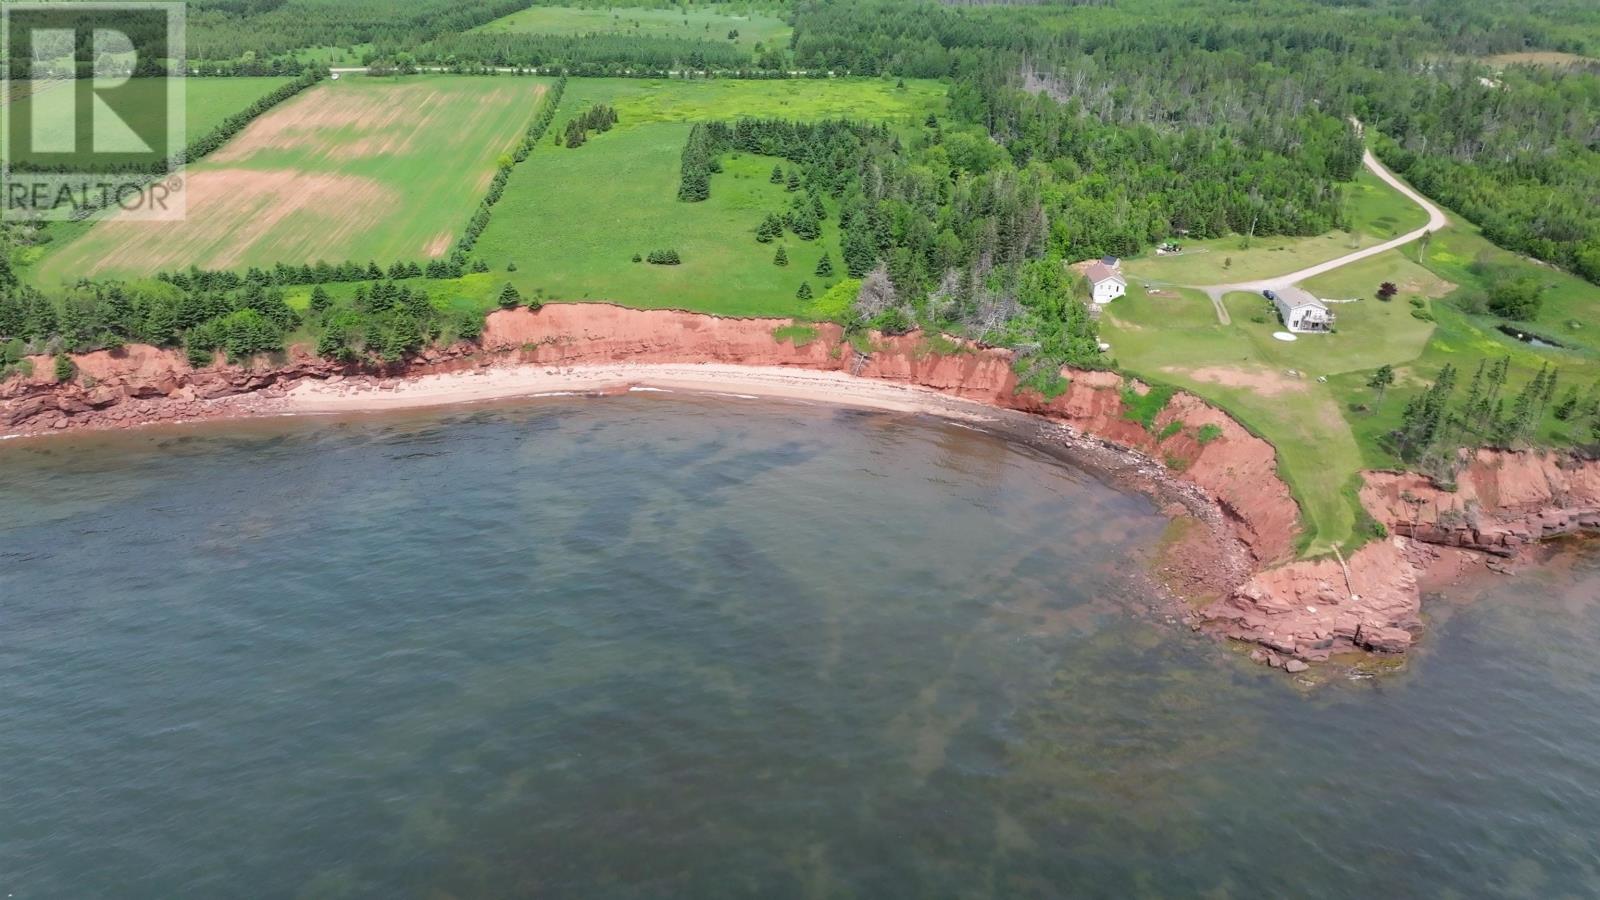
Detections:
[2, 395, 1598, 898]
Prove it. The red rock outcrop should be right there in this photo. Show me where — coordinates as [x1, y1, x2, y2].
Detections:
[1362, 449, 1600, 556]
[1203, 538, 1422, 663]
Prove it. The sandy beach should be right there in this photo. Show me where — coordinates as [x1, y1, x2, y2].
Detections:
[280, 362, 1006, 422]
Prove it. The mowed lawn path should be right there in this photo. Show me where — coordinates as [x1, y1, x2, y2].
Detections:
[34, 76, 548, 283]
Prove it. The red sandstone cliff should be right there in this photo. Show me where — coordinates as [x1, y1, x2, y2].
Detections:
[5, 302, 1595, 669]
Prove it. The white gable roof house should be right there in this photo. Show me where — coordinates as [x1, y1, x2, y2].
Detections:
[1269, 286, 1335, 334]
[1085, 256, 1126, 304]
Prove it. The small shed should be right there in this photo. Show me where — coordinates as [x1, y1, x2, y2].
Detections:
[1269, 287, 1334, 333]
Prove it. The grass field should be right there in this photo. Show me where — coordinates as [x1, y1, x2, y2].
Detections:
[1105, 214, 1600, 557]
[472, 4, 790, 50]
[469, 77, 944, 316]
[2, 77, 292, 170]
[1102, 285, 1370, 556]
[1123, 169, 1429, 286]
[30, 76, 549, 285]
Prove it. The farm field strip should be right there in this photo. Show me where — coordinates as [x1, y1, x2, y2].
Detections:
[2, 77, 293, 169]
[30, 76, 549, 283]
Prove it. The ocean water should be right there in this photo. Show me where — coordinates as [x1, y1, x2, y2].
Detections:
[2, 395, 1597, 899]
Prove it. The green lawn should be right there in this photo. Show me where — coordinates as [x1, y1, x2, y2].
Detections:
[1101, 285, 1368, 556]
[468, 77, 944, 316]
[1413, 223, 1600, 355]
[28, 75, 550, 285]
[472, 4, 791, 50]
[1107, 224, 1600, 557]
[1123, 169, 1428, 286]
[1327, 226, 1600, 469]
[2, 77, 292, 170]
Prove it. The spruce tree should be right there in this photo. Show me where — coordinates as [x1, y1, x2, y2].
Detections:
[770, 164, 784, 184]
[756, 214, 782, 243]
[1539, 365, 1559, 420]
[842, 220, 876, 277]
[774, 245, 788, 267]
[1554, 387, 1580, 420]
[309, 286, 331, 315]
[814, 253, 834, 277]
[1367, 364, 1394, 411]
[498, 283, 523, 309]
[796, 281, 814, 301]
[785, 170, 801, 192]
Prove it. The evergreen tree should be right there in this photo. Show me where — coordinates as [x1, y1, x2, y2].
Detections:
[309, 286, 332, 315]
[1554, 387, 1580, 420]
[815, 253, 835, 277]
[785, 169, 801, 192]
[498, 283, 523, 309]
[774, 245, 789, 267]
[756, 213, 782, 243]
[1539, 366, 1559, 420]
[1367, 364, 1395, 411]
[842, 219, 876, 277]
[796, 281, 813, 301]
[770, 164, 784, 184]
[788, 206, 820, 241]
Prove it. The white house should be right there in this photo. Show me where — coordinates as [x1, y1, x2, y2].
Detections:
[1085, 257, 1126, 304]
[1269, 286, 1335, 333]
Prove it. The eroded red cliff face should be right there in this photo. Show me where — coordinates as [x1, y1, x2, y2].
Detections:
[478, 306, 1301, 564]
[5, 302, 1592, 669]
[1362, 449, 1600, 556]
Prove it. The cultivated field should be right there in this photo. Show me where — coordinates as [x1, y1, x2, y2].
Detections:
[31, 76, 548, 283]
[470, 78, 944, 316]
[472, 4, 791, 50]
[2, 77, 292, 170]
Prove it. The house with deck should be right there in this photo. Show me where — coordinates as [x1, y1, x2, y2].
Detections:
[1085, 257, 1126, 304]
[1268, 286, 1334, 333]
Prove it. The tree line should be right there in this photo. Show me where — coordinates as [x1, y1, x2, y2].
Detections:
[1391, 357, 1600, 476]
[562, 103, 618, 148]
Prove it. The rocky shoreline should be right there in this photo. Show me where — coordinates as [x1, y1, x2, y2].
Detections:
[5, 302, 1597, 670]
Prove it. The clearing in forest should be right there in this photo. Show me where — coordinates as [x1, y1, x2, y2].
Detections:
[31, 76, 547, 283]
[469, 77, 944, 317]
[1123, 169, 1430, 287]
[472, 4, 791, 50]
